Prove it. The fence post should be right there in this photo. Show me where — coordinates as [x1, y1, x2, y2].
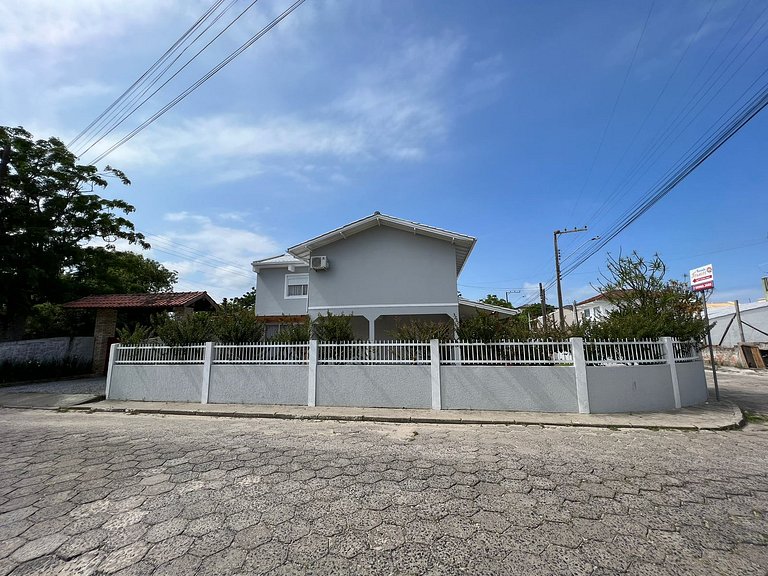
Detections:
[571, 337, 590, 414]
[662, 337, 681, 409]
[201, 341, 214, 404]
[308, 340, 318, 407]
[104, 343, 118, 399]
[430, 339, 441, 410]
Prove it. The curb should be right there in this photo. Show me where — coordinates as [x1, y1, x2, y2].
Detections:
[66, 401, 746, 431]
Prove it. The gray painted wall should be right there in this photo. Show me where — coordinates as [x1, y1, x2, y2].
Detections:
[709, 304, 768, 347]
[308, 226, 459, 309]
[441, 366, 578, 412]
[109, 365, 203, 402]
[0, 337, 94, 365]
[209, 366, 306, 405]
[586, 364, 675, 413]
[316, 365, 431, 408]
[255, 266, 309, 316]
[676, 360, 708, 406]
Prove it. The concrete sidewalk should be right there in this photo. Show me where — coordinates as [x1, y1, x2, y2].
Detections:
[0, 391, 104, 409]
[67, 397, 745, 430]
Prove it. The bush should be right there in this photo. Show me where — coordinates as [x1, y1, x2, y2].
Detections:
[116, 324, 155, 345]
[389, 318, 454, 341]
[213, 306, 264, 343]
[270, 320, 311, 343]
[24, 303, 93, 339]
[456, 312, 516, 342]
[0, 358, 92, 385]
[154, 312, 215, 345]
[312, 312, 354, 341]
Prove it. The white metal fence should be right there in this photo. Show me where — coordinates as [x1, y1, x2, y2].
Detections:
[213, 343, 308, 365]
[113, 344, 206, 364]
[112, 339, 700, 366]
[439, 341, 572, 365]
[317, 341, 430, 365]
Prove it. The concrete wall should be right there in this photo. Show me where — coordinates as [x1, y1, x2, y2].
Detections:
[255, 266, 310, 316]
[441, 366, 578, 412]
[209, 365, 306, 405]
[0, 337, 93, 365]
[308, 226, 459, 309]
[316, 365, 431, 408]
[586, 364, 675, 413]
[676, 360, 708, 406]
[109, 365, 203, 402]
[709, 302, 768, 347]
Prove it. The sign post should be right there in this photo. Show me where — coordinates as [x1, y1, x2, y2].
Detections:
[690, 264, 719, 401]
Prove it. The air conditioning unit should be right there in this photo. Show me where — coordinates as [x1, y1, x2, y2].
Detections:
[310, 255, 329, 270]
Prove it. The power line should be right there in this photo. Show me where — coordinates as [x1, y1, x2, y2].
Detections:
[88, 0, 308, 164]
[68, 0, 230, 150]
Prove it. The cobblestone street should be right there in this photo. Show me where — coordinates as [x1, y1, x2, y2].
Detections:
[1, 408, 767, 576]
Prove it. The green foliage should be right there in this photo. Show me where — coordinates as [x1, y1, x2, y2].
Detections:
[456, 312, 516, 342]
[0, 126, 147, 338]
[478, 294, 513, 309]
[213, 305, 264, 343]
[152, 307, 265, 345]
[0, 358, 92, 385]
[230, 287, 257, 310]
[270, 320, 311, 343]
[388, 318, 454, 341]
[23, 303, 93, 339]
[116, 324, 155, 345]
[155, 313, 215, 346]
[312, 312, 355, 342]
[588, 252, 708, 341]
[63, 247, 176, 299]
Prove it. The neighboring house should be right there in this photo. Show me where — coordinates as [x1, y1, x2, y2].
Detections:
[542, 292, 617, 328]
[251, 212, 517, 340]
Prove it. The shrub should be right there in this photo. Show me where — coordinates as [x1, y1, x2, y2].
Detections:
[388, 318, 454, 341]
[213, 306, 264, 343]
[155, 312, 215, 345]
[312, 312, 354, 341]
[116, 324, 155, 345]
[270, 320, 311, 343]
[0, 358, 92, 385]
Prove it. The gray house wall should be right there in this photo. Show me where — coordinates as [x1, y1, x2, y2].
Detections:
[306, 226, 459, 338]
[255, 266, 309, 316]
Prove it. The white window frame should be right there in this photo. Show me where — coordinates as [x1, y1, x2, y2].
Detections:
[284, 273, 309, 299]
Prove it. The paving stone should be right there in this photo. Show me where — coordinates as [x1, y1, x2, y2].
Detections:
[10, 533, 67, 563]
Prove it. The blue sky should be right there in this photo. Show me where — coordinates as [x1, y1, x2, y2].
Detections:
[2, 0, 767, 306]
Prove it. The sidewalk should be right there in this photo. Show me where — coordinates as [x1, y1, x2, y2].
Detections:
[66, 398, 745, 430]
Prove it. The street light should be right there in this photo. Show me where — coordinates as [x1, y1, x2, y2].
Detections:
[554, 226, 588, 329]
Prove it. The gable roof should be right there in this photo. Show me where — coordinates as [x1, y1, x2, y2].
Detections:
[62, 292, 218, 310]
[251, 253, 307, 272]
[287, 212, 477, 275]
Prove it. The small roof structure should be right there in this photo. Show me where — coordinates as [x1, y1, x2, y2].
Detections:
[459, 297, 519, 317]
[251, 253, 307, 272]
[63, 291, 218, 311]
[288, 212, 477, 275]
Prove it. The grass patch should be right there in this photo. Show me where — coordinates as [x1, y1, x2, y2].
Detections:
[744, 410, 768, 424]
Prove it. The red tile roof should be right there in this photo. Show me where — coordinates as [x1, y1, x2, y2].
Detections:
[62, 292, 217, 309]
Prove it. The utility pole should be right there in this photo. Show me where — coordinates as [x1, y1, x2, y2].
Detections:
[539, 282, 547, 331]
[554, 226, 588, 329]
[734, 300, 746, 343]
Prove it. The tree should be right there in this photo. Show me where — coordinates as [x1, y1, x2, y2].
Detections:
[230, 286, 256, 310]
[589, 252, 708, 341]
[0, 126, 147, 338]
[62, 247, 177, 299]
[479, 294, 513, 309]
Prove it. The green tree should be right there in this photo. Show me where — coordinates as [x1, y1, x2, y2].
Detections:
[0, 126, 147, 338]
[479, 294, 513, 309]
[589, 252, 708, 341]
[230, 287, 257, 310]
[62, 247, 176, 299]
[312, 312, 355, 341]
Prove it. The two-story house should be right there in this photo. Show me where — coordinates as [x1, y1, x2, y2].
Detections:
[251, 212, 516, 340]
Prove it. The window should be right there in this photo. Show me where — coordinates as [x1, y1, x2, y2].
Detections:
[285, 273, 308, 299]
